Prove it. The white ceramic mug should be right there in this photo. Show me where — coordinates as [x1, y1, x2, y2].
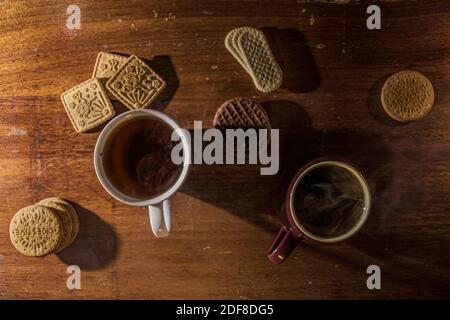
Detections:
[93, 109, 191, 238]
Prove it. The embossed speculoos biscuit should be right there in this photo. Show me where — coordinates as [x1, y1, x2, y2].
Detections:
[61, 78, 115, 133]
[225, 27, 283, 93]
[39, 198, 75, 252]
[106, 55, 166, 110]
[381, 70, 435, 122]
[92, 52, 128, 101]
[92, 52, 128, 79]
[9, 205, 63, 257]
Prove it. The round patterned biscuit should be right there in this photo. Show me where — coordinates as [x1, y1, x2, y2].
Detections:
[213, 97, 271, 130]
[213, 97, 271, 153]
[9, 204, 63, 257]
[53, 198, 79, 246]
[381, 70, 434, 122]
[40, 197, 79, 248]
[39, 198, 74, 252]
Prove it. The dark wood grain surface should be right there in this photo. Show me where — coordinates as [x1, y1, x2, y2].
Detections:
[0, 0, 449, 299]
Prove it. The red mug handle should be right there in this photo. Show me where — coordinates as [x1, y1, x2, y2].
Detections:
[267, 226, 300, 264]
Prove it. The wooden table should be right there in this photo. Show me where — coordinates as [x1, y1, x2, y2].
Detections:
[0, 0, 449, 299]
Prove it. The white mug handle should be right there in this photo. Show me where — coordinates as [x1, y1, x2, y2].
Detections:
[148, 199, 171, 238]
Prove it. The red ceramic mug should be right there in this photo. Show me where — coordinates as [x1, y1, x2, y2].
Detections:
[267, 158, 371, 264]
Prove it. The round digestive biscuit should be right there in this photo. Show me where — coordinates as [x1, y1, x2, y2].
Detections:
[41, 197, 79, 247]
[9, 205, 62, 257]
[39, 198, 74, 252]
[381, 70, 434, 122]
[54, 199, 79, 246]
[213, 97, 271, 130]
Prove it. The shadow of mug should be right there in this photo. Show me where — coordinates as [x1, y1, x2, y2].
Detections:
[181, 100, 319, 234]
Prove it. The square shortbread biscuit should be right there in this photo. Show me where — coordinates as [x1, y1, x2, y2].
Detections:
[60, 78, 115, 133]
[106, 55, 166, 110]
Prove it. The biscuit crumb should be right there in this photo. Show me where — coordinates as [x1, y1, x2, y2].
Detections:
[165, 12, 176, 22]
[7, 127, 27, 136]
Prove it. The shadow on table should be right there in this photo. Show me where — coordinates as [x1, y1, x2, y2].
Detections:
[302, 232, 450, 297]
[181, 100, 395, 237]
[261, 27, 321, 93]
[57, 203, 118, 270]
[181, 101, 316, 234]
[142, 55, 179, 112]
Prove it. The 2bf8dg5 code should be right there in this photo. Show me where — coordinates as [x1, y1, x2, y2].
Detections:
[220, 304, 273, 315]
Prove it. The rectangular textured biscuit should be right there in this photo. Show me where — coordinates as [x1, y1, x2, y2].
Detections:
[92, 52, 128, 101]
[225, 27, 250, 73]
[237, 28, 283, 93]
[106, 55, 166, 110]
[60, 78, 115, 133]
[92, 52, 128, 79]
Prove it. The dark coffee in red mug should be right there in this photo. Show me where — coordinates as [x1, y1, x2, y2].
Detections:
[268, 158, 371, 264]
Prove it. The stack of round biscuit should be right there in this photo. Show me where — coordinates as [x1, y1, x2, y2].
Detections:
[9, 197, 79, 257]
